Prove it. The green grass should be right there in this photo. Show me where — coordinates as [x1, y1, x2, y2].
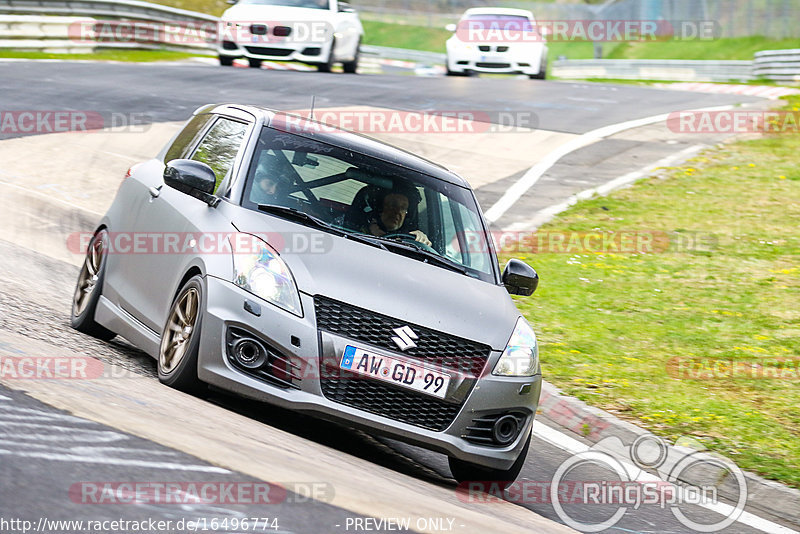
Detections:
[361, 20, 451, 53]
[501, 95, 800, 488]
[605, 36, 800, 60]
[0, 48, 205, 62]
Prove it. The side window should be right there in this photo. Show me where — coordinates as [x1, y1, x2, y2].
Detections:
[190, 118, 249, 192]
[164, 114, 212, 163]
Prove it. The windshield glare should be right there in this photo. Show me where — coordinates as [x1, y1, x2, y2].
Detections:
[238, 0, 330, 8]
[241, 126, 497, 282]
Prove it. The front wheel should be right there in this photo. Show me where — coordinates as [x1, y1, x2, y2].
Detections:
[448, 432, 531, 489]
[71, 229, 116, 341]
[317, 38, 336, 72]
[248, 58, 262, 69]
[219, 55, 234, 66]
[158, 275, 206, 394]
[342, 39, 360, 74]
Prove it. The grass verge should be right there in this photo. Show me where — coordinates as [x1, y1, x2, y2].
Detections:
[0, 49, 205, 62]
[502, 95, 800, 488]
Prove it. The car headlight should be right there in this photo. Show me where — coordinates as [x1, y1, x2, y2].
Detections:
[493, 317, 539, 377]
[231, 234, 302, 317]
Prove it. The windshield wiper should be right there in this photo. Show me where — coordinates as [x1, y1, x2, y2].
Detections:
[257, 204, 388, 250]
[370, 237, 470, 275]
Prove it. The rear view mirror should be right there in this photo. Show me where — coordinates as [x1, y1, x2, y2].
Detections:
[445, 23, 457, 32]
[502, 259, 539, 296]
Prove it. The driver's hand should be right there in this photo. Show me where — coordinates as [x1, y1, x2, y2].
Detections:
[410, 230, 431, 247]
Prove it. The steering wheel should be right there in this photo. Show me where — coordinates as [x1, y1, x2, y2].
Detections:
[383, 231, 439, 254]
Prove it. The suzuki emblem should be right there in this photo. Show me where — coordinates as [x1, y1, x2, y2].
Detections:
[391, 326, 418, 351]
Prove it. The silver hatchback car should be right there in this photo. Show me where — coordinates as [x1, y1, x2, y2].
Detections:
[71, 104, 541, 484]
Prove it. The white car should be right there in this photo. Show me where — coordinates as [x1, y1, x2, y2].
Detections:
[218, 0, 364, 72]
[445, 8, 547, 79]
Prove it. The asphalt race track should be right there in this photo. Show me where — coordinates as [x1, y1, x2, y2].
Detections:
[0, 60, 794, 534]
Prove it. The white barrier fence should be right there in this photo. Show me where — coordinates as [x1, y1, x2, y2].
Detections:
[753, 49, 800, 82]
[552, 59, 755, 82]
[0, 14, 216, 53]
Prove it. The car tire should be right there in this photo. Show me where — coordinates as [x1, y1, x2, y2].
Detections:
[448, 431, 531, 489]
[530, 58, 547, 80]
[317, 38, 336, 72]
[219, 55, 234, 66]
[71, 229, 116, 341]
[248, 58, 263, 69]
[158, 275, 207, 394]
[342, 39, 360, 74]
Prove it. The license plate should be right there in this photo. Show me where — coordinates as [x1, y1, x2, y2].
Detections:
[340, 345, 451, 399]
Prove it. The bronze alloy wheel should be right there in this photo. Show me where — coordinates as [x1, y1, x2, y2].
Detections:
[73, 231, 106, 317]
[159, 287, 199, 375]
[70, 229, 115, 340]
[158, 275, 205, 393]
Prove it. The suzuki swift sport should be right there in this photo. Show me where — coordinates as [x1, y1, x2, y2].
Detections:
[71, 104, 542, 484]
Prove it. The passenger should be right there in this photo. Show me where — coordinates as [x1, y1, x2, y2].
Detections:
[365, 188, 431, 246]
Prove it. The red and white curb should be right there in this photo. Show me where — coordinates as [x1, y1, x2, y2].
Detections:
[654, 82, 800, 99]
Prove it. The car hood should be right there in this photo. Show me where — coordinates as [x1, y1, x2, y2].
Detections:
[222, 5, 338, 22]
[228, 208, 521, 351]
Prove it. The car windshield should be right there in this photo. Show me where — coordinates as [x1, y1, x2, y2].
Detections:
[237, 0, 330, 8]
[241, 125, 498, 282]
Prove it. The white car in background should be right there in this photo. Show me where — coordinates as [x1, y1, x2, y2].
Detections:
[445, 7, 547, 79]
[218, 0, 364, 72]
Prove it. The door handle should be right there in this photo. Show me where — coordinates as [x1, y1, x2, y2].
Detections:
[148, 185, 163, 199]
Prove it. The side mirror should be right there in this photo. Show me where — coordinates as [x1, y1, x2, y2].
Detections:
[164, 159, 220, 207]
[226, 0, 237, 4]
[338, 2, 355, 12]
[502, 259, 539, 296]
[445, 23, 457, 32]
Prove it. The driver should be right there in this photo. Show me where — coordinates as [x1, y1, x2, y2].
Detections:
[366, 187, 431, 246]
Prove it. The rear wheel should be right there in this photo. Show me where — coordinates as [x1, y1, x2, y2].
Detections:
[219, 55, 234, 66]
[248, 58, 263, 69]
[71, 229, 116, 341]
[448, 432, 531, 489]
[158, 275, 206, 394]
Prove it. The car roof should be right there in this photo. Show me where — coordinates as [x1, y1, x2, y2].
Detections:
[195, 103, 472, 189]
[461, 7, 534, 18]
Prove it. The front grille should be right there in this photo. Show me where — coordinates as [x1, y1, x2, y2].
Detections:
[315, 296, 492, 431]
[478, 45, 491, 52]
[250, 24, 267, 35]
[496, 46, 509, 52]
[314, 295, 490, 376]
[476, 62, 511, 69]
[273, 25, 292, 37]
[244, 46, 293, 57]
[320, 371, 462, 431]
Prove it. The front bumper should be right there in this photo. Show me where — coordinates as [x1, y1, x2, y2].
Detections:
[218, 39, 329, 63]
[197, 276, 542, 470]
